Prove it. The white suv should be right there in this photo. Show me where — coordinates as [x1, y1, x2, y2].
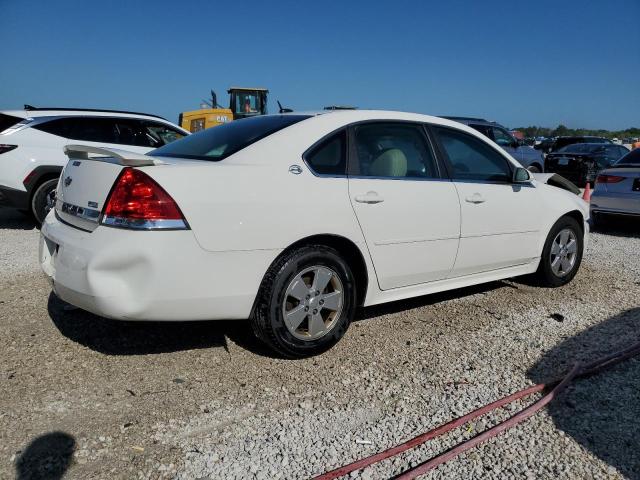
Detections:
[0, 106, 188, 223]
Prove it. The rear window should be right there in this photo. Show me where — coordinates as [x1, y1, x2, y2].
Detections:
[614, 148, 640, 166]
[0, 113, 24, 132]
[152, 115, 311, 161]
[557, 144, 603, 154]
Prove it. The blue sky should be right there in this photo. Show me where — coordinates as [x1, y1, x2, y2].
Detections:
[1, 0, 638, 130]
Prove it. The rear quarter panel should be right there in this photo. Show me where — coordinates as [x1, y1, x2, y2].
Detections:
[143, 126, 368, 254]
[0, 128, 68, 190]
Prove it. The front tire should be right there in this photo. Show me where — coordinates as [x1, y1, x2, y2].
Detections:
[527, 164, 541, 173]
[31, 178, 58, 225]
[251, 245, 356, 358]
[533, 216, 584, 287]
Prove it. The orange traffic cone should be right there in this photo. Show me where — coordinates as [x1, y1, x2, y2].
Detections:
[582, 182, 591, 202]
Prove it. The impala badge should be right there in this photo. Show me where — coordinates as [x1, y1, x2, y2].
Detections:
[289, 165, 303, 175]
[64, 176, 72, 187]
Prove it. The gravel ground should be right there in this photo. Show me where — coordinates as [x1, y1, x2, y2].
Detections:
[1, 207, 639, 480]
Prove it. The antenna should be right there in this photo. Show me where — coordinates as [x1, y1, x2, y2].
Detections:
[278, 100, 293, 113]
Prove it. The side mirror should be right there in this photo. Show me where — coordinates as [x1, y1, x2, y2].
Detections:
[513, 167, 531, 183]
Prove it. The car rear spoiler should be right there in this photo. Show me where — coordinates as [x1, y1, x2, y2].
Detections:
[64, 144, 165, 166]
[532, 173, 581, 195]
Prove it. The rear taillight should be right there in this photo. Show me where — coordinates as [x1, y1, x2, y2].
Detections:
[0, 144, 17, 154]
[596, 174, 626, 184]
[101, 167, 188, 230]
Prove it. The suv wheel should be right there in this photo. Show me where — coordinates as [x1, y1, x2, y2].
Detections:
[251, 245, 356, 358]
[31, 178, 58, 225]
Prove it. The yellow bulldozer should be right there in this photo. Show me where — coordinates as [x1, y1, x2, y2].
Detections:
[179, 87, 269, 132]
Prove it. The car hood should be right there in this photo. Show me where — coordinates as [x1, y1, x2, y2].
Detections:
[532, 173, 581, 195]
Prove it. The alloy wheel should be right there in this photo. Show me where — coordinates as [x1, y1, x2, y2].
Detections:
[550, 228, 578, 277]
[282, 265, 344, 340]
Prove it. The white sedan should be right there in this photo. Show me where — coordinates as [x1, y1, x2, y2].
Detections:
[40, 110, 589, 357]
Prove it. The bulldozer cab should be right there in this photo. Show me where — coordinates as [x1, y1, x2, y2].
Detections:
[228, 87, 268, 120]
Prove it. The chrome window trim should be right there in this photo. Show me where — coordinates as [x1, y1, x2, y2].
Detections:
[347, 175, 453, 183]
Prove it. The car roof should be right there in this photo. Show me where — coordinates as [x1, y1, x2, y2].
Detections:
[438, 116, 506, 128]
[1, 107, 168, 121]
[280, 109, 503, 138]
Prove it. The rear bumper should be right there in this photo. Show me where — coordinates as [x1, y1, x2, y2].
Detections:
[0, 184, 29, 210]
[40, 212, 281, 321]
[590, 191, 640, 216]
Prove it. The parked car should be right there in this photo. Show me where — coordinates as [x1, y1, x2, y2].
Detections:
[545, 143, 630, 186]
[0, 106, 189, 223]
[40, 110, 589, 357]
[590, 148, 640, 226]
[535, 137, 556, 154]
[441, 117, 545, 172]
[546, 136, 612, 155]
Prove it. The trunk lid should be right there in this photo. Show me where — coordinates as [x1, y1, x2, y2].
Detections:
[54, 145, 163, 231]
[596, 167, 640, 194]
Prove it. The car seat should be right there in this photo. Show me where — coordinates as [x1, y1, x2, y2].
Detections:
[368, 148, 408, 177]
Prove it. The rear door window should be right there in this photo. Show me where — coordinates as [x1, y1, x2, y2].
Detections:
[434, 127, 513, 182]
[36, 117, 120, 143]
[351, 122, 439, 179]
[142, 121, 186, 146]
[33, 118, 74, 137]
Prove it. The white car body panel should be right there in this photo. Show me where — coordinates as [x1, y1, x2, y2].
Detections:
[39, 110, 590, 322]
[0, 109, 188, 192]
[349, 177, 461, 289]
[40, 214, 277, 320]
[450, 181, 541, 276]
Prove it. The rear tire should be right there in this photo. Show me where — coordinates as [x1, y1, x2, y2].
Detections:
[251, 245, 356, 358]
[533, 216, 584, 287]
[31, 178, 58, 225]
[527, 164, 541, 173]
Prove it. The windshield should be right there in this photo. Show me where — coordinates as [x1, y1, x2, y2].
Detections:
[234, 92, 261, 115]
[614, 148, 640, 166]
[557, 143, 604, 154]
[152, 115, 310, 161]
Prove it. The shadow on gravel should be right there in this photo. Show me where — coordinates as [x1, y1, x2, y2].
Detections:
[48, 281, 513, 357]
[15, 431, 75, 480]
[356, 280, 510, 321]
[591, 215, 640, 238]
[47, 293, 276, 357]
[528, 307, 640, 479]
[0, 207, 36, 230]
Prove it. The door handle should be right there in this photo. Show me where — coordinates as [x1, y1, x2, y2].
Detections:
[465, 193, 486, 204]
[354, 192, 384, 204]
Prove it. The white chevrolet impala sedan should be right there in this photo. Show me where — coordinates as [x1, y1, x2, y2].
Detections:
[40, 110, 589, 357]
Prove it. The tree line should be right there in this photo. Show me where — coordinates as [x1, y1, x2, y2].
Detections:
[513, 125, 640, 139]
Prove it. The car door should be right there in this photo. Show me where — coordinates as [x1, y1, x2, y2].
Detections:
[432, 126, 541, 277]
[348, 122, 460, 290]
